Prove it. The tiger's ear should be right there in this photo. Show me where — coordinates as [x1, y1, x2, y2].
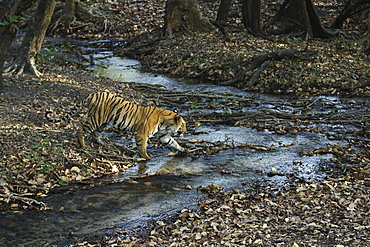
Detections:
[173, 108, 179, 113]
[174, 115, 181, 123]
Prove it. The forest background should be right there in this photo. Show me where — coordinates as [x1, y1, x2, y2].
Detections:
[0, 0, 369, 246]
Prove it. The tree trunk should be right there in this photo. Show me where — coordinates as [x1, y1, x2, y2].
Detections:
[163, 0, 215, 37]
[0, 0, 22, 91]
[216, 0, 233, 23]
[4, 0, 56, 77]
[287, 0, 334, 39]
[49, 0, 96, 34]
[58, 0, 79, 25]
[63, 0, 95, 21]
[358, 9, 370, 46]
[288, 0, 311, 35]
[330, 0, 370, 29]
[242, 0, 263, 35]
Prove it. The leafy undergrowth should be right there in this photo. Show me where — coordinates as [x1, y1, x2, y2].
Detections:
[58, 0, 370, 97]
[150, 176, 368, 246]
[117, 178, 369, 246]
[0, 68, 142, 210]
[122, 32, 370, 97]
[106, 0, 370, 97]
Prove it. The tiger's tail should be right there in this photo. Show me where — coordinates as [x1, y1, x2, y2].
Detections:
[45, 98, 86, 123]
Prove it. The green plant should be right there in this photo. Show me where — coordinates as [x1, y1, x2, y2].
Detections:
[223, 90, 233, 101]
[41, 163, 58, 174]
[222, 108, 233, 115]
[190, 101, 199, 109]
[0, 15, 25, 29]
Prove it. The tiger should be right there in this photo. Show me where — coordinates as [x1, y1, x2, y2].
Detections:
[46, 91, 187, 160]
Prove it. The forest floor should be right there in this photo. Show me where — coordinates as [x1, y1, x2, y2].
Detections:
[0, 0, 369, 246]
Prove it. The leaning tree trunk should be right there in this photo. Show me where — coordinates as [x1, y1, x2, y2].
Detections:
[163, 0, 215, 37]
[330, 0, 370, 29]
[4, 0, 56, 77]
[358, 9, 370, 46]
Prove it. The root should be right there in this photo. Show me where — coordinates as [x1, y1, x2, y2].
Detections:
[28, 57, 43, 77]
[127, 81, 370, 131]
[49, 2, 101, 35]
[4, 57, 42, 77]
[3, 55, 42, 77]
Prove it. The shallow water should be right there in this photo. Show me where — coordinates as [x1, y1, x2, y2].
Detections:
[1, 46, 363, 246]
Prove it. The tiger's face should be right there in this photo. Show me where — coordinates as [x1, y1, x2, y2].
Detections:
[161, 111, 187, 134]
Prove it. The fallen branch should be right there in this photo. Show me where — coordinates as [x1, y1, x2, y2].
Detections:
[177, 137, 275, 157]
[220, 49, 317, 87]
[126, 81, 369, 129]
[0, 193, 50, 210]
[243, 60, 272, 89]
[340, 80, 370, 91]
[122, 39, 161, 56]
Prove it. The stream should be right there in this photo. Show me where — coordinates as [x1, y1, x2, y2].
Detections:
[1, 41, 367, 246]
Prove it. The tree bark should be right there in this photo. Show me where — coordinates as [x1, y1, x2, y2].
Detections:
[263, 0, 289, 30]
[49, 0, 96, 34]
[330, 0, 370, 29]
[63, 0, 79, 22]
[242, 0, 263, 35]
[0, 0, 24, 91]
[287, 0, 334, 39]
[216, 0, 233, 23]
[4, 0, 56, 77]
[358, 9, 370, 46]
[163, 0, 215, 38]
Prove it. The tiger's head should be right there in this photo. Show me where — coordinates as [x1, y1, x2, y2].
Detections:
[160, 110, 187, 134]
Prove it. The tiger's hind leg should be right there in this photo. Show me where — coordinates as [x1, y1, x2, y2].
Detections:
[77, 126, 87, 149]
[78, 120, 106, 149]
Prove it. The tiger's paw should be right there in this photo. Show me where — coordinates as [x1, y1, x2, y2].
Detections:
[175, 146, 189, 153]
[92, 136, 107, 146]
[166, 150, 188, 157]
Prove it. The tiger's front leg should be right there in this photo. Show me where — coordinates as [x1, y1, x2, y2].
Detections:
[156, 132, 185, 153]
